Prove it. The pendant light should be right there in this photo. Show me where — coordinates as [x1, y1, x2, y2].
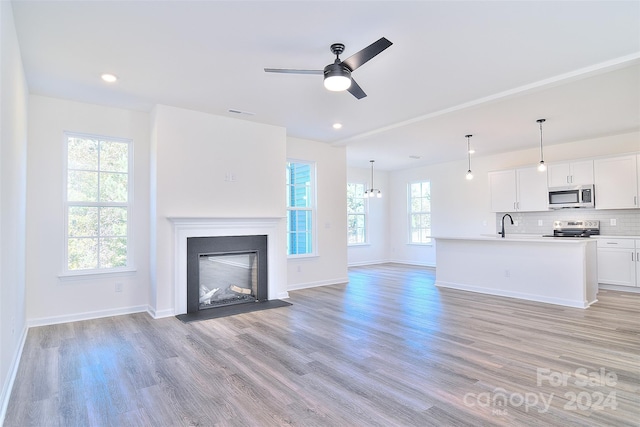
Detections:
[537, 118, 547, 172]
[364, 160, 382, 198]
[465, 134, 474, 180]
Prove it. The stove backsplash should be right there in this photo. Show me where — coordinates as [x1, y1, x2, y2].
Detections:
[495, 209, 640, 237]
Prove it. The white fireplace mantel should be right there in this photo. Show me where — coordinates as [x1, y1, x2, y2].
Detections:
[169, 217, 288, 315]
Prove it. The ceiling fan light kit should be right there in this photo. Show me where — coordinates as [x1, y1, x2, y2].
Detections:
[323, 65, 352, 91]
[265, 37, 392, 99]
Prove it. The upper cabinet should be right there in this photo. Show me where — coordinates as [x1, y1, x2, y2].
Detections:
[489, 152, 639, 213]
[547, 160, 594, 187]
[489, 170, 517, 212]
[517, 166, 549, 211]
[489, 166, 548, 212]
[594, 155, 638, 210]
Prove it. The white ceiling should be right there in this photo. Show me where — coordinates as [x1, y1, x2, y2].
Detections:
[10, 0, 640, 170]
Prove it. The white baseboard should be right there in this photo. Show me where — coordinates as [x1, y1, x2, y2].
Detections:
[598, 284, 640, 294]
[287, 276, 349, 292]
[0, 325, 28, 425]
[435, 280, 592, 309]
[347, 259, 390, 267]
[147, 306, 175, 319]
[387, 259, 436, 268]
[348, 259, 436, 268]
[27, 305, 149, 328]
[273, 291, 290, 300]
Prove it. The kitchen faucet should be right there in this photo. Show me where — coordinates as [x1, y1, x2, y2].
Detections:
[500, 213, 514, 238]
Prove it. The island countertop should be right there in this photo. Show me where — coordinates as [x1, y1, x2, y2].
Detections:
[434, 234, 597, 244]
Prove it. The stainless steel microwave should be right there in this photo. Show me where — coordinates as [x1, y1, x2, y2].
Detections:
[548, 185, 595, 209]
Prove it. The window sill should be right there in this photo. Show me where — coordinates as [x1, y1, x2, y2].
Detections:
[287, 254, 318, 260]
[348, 243, 370, 247]
[58, 267, 137, 280]
[407, 242, 434, 247]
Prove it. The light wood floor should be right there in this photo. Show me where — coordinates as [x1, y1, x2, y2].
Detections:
[5, 264, 639, 426]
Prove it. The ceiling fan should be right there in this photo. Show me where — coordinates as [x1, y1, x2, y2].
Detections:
[264, 37, 392, 99]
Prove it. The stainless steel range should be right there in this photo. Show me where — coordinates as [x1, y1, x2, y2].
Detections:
[544, 220, 600, 238]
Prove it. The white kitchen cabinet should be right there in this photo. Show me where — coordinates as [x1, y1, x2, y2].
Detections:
[489, 166, 548, 212]
[547, 160, 594, 187]
[637, 239, 640, 287]
[489, 170, 517, 212]
[594, 155, 638, 209]
[597, 238, 637, 287]
[517, 166, 549, 211]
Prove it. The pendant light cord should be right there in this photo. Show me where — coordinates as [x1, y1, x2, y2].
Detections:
[538, 119, 545, 162]
[370, 160, 375, 190]
[466, 135, 472, 171]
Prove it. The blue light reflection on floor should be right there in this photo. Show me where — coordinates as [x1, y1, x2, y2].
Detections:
[343, 265, 444, 354]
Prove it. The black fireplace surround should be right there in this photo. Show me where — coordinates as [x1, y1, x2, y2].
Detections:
[186, 235, 268, 313]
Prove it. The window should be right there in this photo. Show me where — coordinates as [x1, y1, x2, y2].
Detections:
[347, 182, 367, 244]
[64, 133, 132, 272]
[409, 181, 431, 244]
[286, 161, 315, 256]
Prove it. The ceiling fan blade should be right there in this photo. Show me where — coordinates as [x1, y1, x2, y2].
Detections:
[347, 78, 367, 99]
[264, 68, 323, 75]
[341, 37, 392, 71]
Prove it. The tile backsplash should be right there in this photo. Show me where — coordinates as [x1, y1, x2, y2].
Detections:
[495, 209, 640, 236]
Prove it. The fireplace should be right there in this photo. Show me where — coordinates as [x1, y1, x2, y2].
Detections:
[170, 217, 289, 317]
[186, 235, 267, 313]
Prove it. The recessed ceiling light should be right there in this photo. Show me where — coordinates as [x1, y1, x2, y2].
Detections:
[101, 73, 118, 83]
[409, 155, 421, 159]
[332, 123, 343, 129]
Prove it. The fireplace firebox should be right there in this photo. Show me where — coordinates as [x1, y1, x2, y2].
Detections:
[186, 235, 267, 313]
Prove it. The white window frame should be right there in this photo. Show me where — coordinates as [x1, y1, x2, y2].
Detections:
[347, 182, 368, 245]
[286, 159, 317, 258]
[62, 131, 134, 276]
[408, 180, 432, 245]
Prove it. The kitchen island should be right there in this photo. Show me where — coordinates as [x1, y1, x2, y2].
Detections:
[434, 235, 598, 308]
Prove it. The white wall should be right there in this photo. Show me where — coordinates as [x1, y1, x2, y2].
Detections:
[346, 166, 389, 266]
[150, 105, 287, 315]
[25, 96, 151, 324]
[0, 1, 29, 419]
[286, 137, 348, 290]
[387, 131, 640, 267]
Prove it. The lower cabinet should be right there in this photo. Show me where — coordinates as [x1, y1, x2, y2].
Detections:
[597, 238, 639, 287]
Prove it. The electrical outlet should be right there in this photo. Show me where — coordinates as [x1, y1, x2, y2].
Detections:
[504, 269, 510, 278]
[610, 218, 617, 226]
[115, 282, 123, 292]
[538, 220, 544, 226]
